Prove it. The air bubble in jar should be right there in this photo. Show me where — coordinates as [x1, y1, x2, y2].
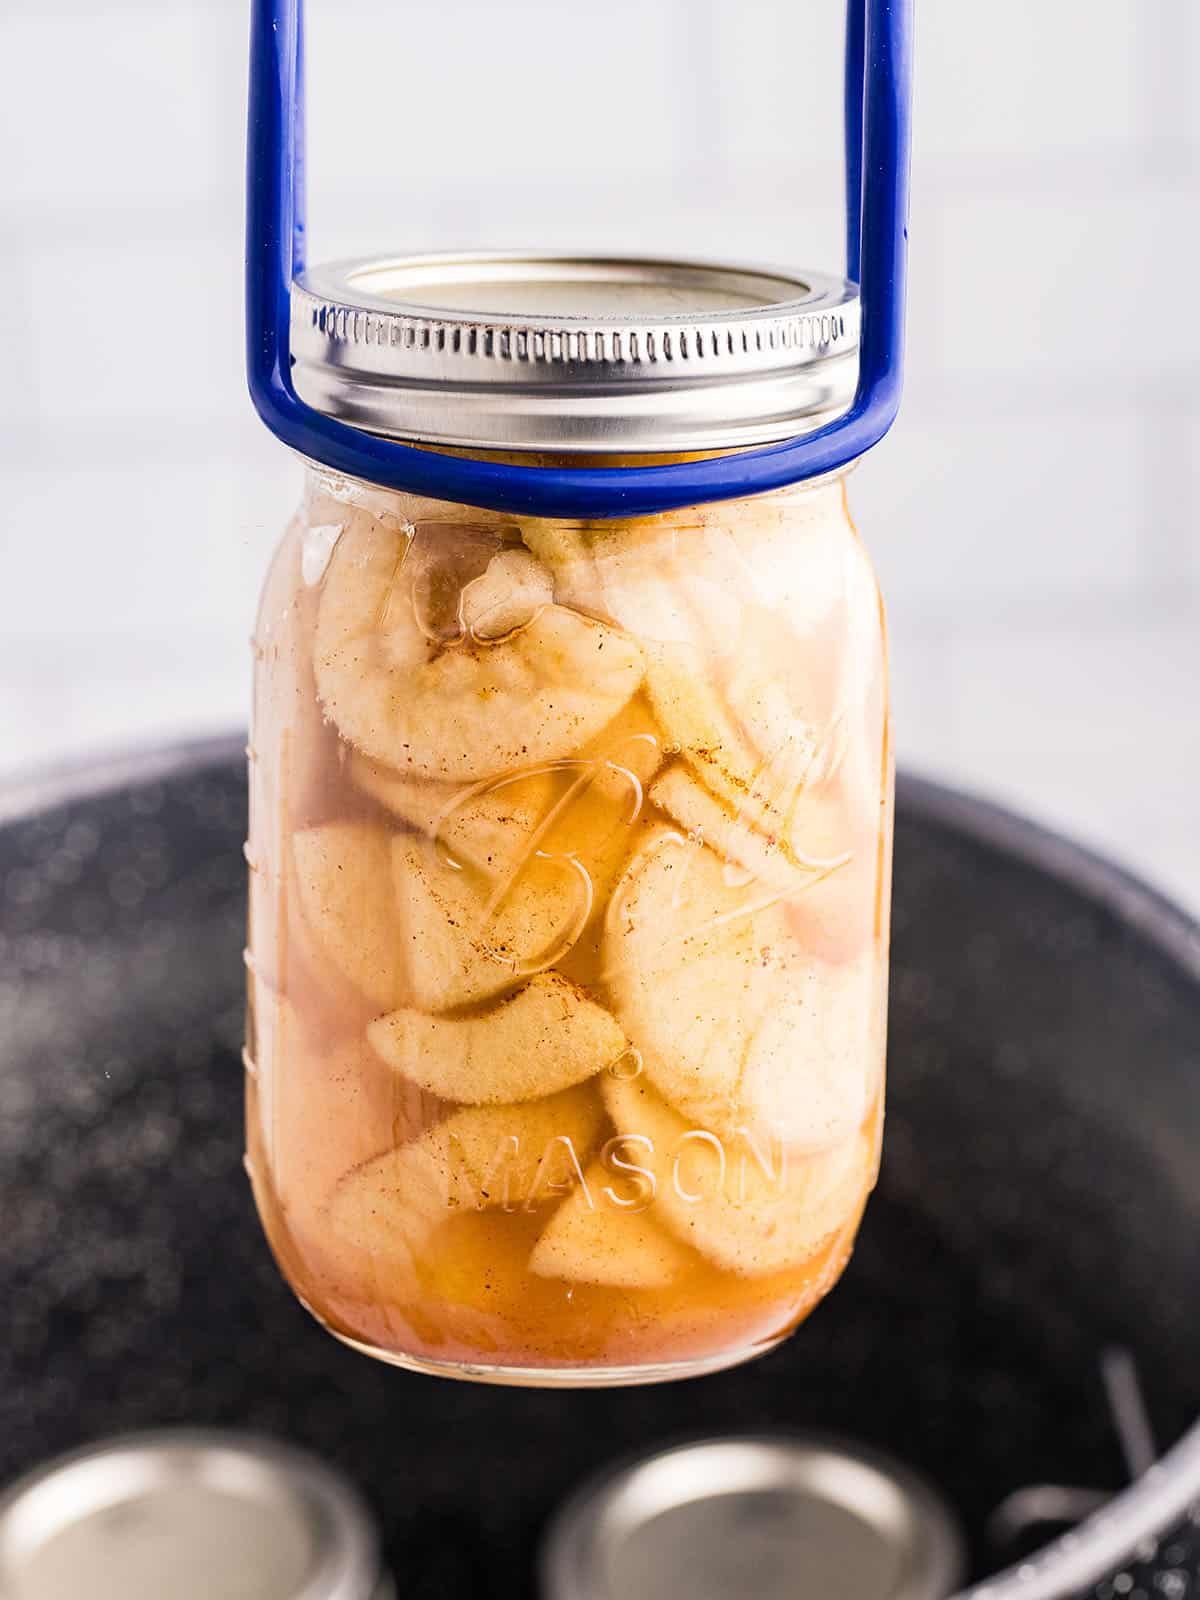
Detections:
[607, 1046, 644, 1081]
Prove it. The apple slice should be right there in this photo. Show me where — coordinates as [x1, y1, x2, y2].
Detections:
[605, 825, 874, 1150]
[249, 991, 417, 1223]
[603, 1075, 871, 1277]
[459, 548, 554, 639]
[329, 1083, 604, 1261]
[522, 499, 882, 873]
[313, 506, 644, 781]
[391, 834, 582, 1012]
[350, 754, 559, 880]
[292, 821, 408, 1011]
[649, 761, 877, 963]
[367, 972, 626, 1104]
[349, 694, 662, 895]
[292, 814, 621, 1020]
[529, 1161, 692, 1288]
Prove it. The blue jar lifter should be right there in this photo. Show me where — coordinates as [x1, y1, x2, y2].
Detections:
[245, 0, 913, 519]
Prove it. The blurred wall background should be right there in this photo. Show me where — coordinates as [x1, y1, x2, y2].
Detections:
[1, 0, 1197, 904]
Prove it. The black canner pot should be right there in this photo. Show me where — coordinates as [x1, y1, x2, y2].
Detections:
[1, 737, 1197, 1598]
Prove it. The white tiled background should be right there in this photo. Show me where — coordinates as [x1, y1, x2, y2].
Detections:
[1, 0, 1198, 906]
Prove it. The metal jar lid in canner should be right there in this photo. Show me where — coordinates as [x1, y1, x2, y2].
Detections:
[0, 1431, 392, 1600]
[540, 1433, 966, 1600]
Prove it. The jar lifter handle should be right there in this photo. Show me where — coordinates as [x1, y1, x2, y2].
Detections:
[245, 0, 911, 518]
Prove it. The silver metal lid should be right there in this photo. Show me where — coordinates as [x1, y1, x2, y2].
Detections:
[291, 252, 860, 453]
[0, 1430, 391, 1600]
[540, 1433, 965, 1600]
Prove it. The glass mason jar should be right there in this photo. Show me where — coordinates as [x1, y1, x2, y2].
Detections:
[244, 255, 893, 1385]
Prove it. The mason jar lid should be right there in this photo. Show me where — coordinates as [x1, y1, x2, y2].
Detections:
[0, 1430, 392, 1600]
[539, 1433, 965, 1600]
[290, 252, 860, 454]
